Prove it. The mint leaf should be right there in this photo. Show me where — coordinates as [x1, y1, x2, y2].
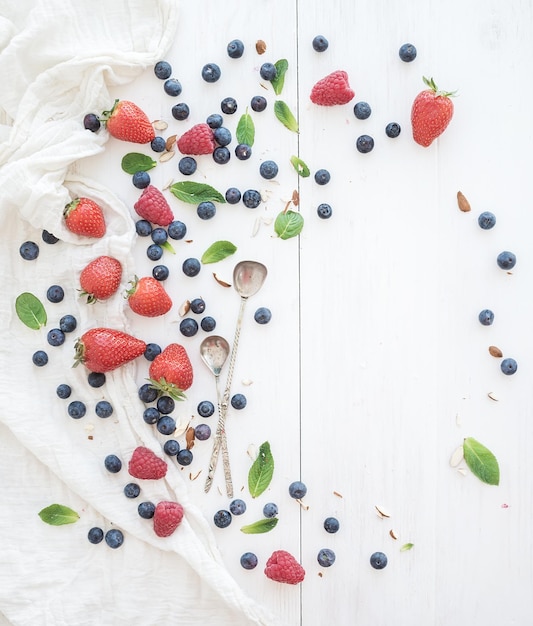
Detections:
[248, 441, 274, 498]
[121, 153, 157, 175]
[400, 543, 414, 552]
[161, 241, 176, 254]
[201, 240, 237, 264]
[274, 100, 298, 133]
[15, 292, 47, 329]
[290, 155, 310, 177]
[236, 111, 255, 146]
[240, 517, 279, 534]
[38, 504, 80, 526]
[463, 437, 500, 485]
[274, 210, 304, 240]
[271, 59, 288, 95]
[170, 182, 226, 204]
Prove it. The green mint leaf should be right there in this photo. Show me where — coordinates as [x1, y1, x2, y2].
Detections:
[161, 241, 176, 254]
[248, 441, 274, 498]
[170, 182, 226, 204]
[271, 59, 288, 95]
[121, 153, 157, 175]
[274, 210, 304, 240]
[201, 240, 237, 264]
[274, 100, 298, 133]
[240, 517, 279, 534]
[38, 504, 80, 526]
[400, 543, 414, 552]
[463, 437, 500, 485]
[236, 111, 255, 146]
[290, 155, 310, 177]
[15, 292, 47, 329]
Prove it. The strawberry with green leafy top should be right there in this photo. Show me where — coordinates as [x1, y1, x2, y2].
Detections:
[148, 343, 193, 400]
[411, 76, 456, 147]
[102, 99, 155, 144]
[126, 276, 172, 317]
[79, 256, 122, 303]
[64, 197, 106, 238]
[73, 328, 146, 372]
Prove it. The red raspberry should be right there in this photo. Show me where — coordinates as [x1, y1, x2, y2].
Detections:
[128, 446, 168, 480]
[153, 501, 184, 537]
[310, 70, 355, 106]
[264, 550, 305, 584]
[133, 185, 174, 226]
[177, 123, 216, 155]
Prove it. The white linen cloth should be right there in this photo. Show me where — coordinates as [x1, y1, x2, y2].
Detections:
[0, 2, 280, 624]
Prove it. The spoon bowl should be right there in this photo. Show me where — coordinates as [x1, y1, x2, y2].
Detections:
[200, 335, 230, 377]
[233, 260, 267, 299]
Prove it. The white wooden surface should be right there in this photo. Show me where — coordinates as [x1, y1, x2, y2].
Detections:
[79, 1, 533, 624]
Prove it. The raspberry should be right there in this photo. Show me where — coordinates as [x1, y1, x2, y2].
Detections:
[128, 446, 168, 480]
[310, 70, 355, 106]
[264, 550, 305, 585]
[153, 501, 184, 537]
[177, 123, 216, 155]
[133, 185, 174, 226]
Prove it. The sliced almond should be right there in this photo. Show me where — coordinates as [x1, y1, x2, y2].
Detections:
[449, 445, 464, 467]
[457, 191, 471, 212]
[247, 444, 258, 461]
[256, 39, 267, 54]
[165, 134, 177, 151]
[213, 272, 231, 287]
[489, 345, 503, 358]
[159, 150, 175, 163]
[292, 189, 299, 206]
[251, 217, 261, 237]
[185, 426, 195, 450]
[241, 379, 254, 386]
[389, 529, 399, 540]
[487, 392, 499, 401]
[375, 505, 391, 519]
[457, 467, 468, 476]
[153, 119, 168, 131]
[178, 299, 191, 317]
[333, 491, 343, 498]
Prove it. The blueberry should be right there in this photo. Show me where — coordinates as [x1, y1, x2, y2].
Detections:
[370, 551, 388, 569]
[478, 309, 495, 326]
[399, 43, 417, 62]
[317, 548, 336, 567]
[197, 201, 216, 220]
[254, 307, 272, 324]
[143, 407, 160, 425]
[143, 343, 162, 362]
[163, 78, 182, 96]
[42, 230, 59, 244]
[250, 95, 267, 112]
[324, 517, 340, 533]
[68, 400, 87, 419]
[47, 328, 65, 347]
[151, 227, 168, 245]
[152, 264, 169, 281]
[242, 189, 261, 208]
[154, 60, 172, 79]
[105, 529, 124, 549]
[132, 171, 150, 189]
[385, 122, 401, 138]
[240, 552, 258, 570]
[123, 483, 141, 498]
[19, 241, 39, 260]
[83, 113, 101, 132]
[138, 383, 158, 403]
[227, 39, 244, 58]
[190, 298, 206, 314]
[314, 169, 331, 185]
[263, 502, 278, 518]
[147, 244, 163, 261]
[59, 314, 77, 333]
[46, 284, 64, 303]
[288, 481, 307, 499]
[221, 97, 238, 114]
[312, 35, 329, 52]
[213, 509, 232, 528]
[229, 499, 246, 515]
[87, 527, 104, 544]
[180, 317, 199, 337]
[56, 383, 72, 399]
[104, 454, 122, 473]
[163, 439, 180, 456]
[353, 101, 372, 120]
[501, 358, 518, 375]
[32, 350, 48, 367]
[157, 395, 175, 415]
[95, 400, 113, 418]
[225, 187, 241, 204]
[151, 136, 167, 153]
[157, 415, 176, 435]
[182, 257, 201, 277]
[168, 220, 187, 240]
[214, 127, 232, 146]
[177, 449, 193, 466]
[202, 63, 221, 83]
[194, 423, 211, 441]
[497, 250, 516, 270]
[259, 62, 277, 81]
[259, 160, 278, 179]
[200, 316, 217, 332]
[356, 135, 375, 153]
[317, 203, 333, 219]
[235, 143, 252, 160]
[178, 156, 197, 175]
[206, 113, 224, 129]
[478, 211, 496, 230]
[197, 400, 215, 418]
[231, 393, 247, 410]
[171, 102, 190, 121]
[138, 501, 156, 519]
[135, 219, 152, 237]
[213, 146, 231, 165]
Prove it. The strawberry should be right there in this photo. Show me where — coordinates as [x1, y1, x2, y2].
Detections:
[73, 328, 146, 372]
[133, 185, 174, 226]
[148, 343, 193, 400]
[126, 276, 172, 317]
[102, 99, 155, 144]
[310, 70, 355, 106]
[177, 123, 216, 155]
[63, 197, 106, 238]
[128, 446, 168, 480]
[411, 76, 456, 147]
[79, 255, 122, 303]
[153, 501, 184, 537]
[264, 550, 305, 585]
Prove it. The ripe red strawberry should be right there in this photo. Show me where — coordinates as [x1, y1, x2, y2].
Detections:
[411, 76, 455, 147]
[177, 123, 216, 155]
[102, 99, 155, 144]
[73, 328, 146, 372]
[149, 343, 193, 400]
[133, 185, 174, 226]
[79, 255, 122, 303]
[153, 501, 184, 537]
[64, 197, 106, 238]
[126, 276, 172, 317]
[128, 446, 168, 480]
[310, 70, 355, 106]
[264, 550, 305, 584]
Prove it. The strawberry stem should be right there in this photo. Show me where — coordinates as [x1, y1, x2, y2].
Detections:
[147, 377, 187, 401]
[422, 76, 457, 98]
[100, 99, 120, 124]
